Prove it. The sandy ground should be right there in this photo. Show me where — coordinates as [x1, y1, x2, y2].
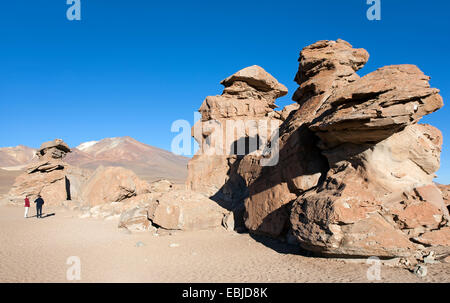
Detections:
[1, 204, 449, 283]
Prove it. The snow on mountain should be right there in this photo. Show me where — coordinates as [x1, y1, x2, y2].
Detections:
[76, 141, 98, 151]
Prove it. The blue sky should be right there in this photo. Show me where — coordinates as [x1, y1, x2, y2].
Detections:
[0, 0, 449, 183]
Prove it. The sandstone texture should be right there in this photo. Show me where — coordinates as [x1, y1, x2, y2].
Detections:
[218, 39, 449, 258]
[8, 139, 90, 206]
[147, 190, 228, 231]
[80, 166, 151, 207]
[288, 40, 446, 257]
[186, 65, 291, 227]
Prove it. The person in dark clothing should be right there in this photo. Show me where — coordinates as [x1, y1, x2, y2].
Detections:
[34, 195, 45, 218]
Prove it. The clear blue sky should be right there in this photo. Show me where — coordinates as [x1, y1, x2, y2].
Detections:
[0, 0, 449, 183]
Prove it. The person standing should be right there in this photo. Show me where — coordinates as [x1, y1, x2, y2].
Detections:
[34, 195, 45, 219]
[24, 196, 30, 218]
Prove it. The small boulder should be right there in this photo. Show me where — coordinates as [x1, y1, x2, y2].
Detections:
[118, 207, 153, 232]
[147, 190, 228, 230]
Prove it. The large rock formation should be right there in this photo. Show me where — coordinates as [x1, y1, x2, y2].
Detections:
[235, 39, 448, 258]
[186, 65, 292, 222]
[289, 41, 446, 257]
[236, 39, 369, 237]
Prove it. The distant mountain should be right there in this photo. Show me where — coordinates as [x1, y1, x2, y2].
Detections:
[66, 137, 189, 182]
[0, 145, 37, 169]
[0, 137, 189, 183]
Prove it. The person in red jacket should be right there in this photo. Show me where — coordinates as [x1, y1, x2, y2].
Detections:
[24, 196, 30, 218]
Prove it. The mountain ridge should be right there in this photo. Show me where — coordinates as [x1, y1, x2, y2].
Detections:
[0, 137, 188, 183]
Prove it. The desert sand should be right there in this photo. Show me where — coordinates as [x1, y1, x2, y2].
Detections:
[1, 203, 449, 283]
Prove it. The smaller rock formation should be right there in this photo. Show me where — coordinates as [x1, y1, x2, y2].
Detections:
[186, 65, 290, 231]
[8, 139, 89, 205]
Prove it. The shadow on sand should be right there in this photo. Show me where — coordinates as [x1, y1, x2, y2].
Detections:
[28, 213, 56, 219]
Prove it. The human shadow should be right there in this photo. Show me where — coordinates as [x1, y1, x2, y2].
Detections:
[40, 213, 56, 219]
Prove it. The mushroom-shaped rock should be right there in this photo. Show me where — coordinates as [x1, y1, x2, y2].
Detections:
[37, 139, 71, 159]
[221, 65, 288, 99]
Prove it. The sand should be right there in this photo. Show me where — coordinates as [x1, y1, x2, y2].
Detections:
[1, 204, 449, 283]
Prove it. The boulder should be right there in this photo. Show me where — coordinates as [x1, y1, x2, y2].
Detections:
[80, 166, 151, 207]
[118, 207, 154, 232]
[147, 190, 228, 230]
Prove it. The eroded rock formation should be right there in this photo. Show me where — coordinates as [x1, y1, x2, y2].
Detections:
[186, 65, 293, 225]
[234, 39, 448, 258]
[8, 139, 89, 205]
[236, 39, 370, 237]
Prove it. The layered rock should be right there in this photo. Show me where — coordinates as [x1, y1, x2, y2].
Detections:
[36, 139, 71, 160]
[286, 40, 447, 257]
[186, 65, 289, 218]
[310, 64, 443, 148]
[8, 139, 90, 205]
[236, 40, 369, 237]
[232, 39, 448, 258]
[291, 124, 447, 257]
